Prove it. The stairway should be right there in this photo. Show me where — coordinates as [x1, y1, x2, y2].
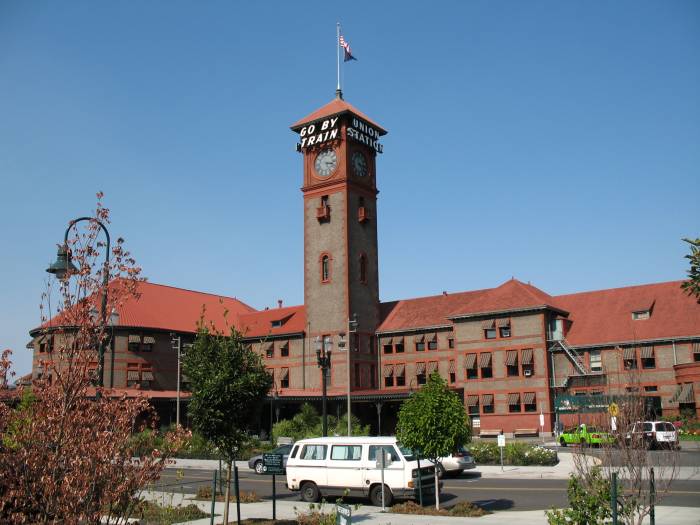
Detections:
[553, 338, 590, 376]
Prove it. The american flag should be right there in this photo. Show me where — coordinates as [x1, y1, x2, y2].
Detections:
[339, 34, 357, 62]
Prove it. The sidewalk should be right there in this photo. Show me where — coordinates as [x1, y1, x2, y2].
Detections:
[142, 491, 698, 525]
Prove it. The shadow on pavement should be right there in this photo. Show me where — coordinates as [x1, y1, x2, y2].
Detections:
[471, 498, 514, 511]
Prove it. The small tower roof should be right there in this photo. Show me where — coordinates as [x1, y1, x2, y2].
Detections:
[291, 97, 387, 135]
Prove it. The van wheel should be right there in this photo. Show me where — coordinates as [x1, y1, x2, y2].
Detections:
[300, 482, 320, 503]
[370, 484, 393, 507]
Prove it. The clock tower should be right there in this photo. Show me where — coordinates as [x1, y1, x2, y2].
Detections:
[291, 94, 387, 392]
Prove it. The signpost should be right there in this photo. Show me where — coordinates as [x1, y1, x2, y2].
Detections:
[375, 450, 392, 511]
[262, 453, 284, 520]
[336, 503, 352, 525]
[497, 432, 506, 471]
[539, 411, 545, 444]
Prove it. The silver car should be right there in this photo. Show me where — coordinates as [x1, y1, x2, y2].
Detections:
[437, 446, 477, 477]
[248, 444, 293, 474]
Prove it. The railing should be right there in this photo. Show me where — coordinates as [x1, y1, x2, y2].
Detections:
[550, 338, 590, 376]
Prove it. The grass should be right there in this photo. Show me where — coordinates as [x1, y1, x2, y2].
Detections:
[195, 485, 262, 502]
[390, 500, 489, 517]
[680, 434, 700, 441]
[131, 500, 208, 524]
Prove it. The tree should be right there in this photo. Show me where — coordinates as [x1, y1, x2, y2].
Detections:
[681, 237, 700, 303]
[396, 372, 471, 509]
[183, 321, 272, 525]
[0, 195, 186, 524]
[566, 360, 680, 525]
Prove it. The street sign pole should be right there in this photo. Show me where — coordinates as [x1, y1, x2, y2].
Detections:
[498, 432, 506, 471]
[272, 473, 276, 520]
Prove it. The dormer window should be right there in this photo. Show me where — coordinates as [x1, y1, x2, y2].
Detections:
[632, 310, 650, 320]
[271, 320, 283, 328]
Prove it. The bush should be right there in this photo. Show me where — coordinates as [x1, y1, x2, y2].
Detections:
[272, 404, 370, 443]
[467, 442, 558, 466]
[390, 500, 487, 516]
[133, 500, 207, 524]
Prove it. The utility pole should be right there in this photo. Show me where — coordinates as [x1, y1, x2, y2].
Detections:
[171, 334, 181, 427]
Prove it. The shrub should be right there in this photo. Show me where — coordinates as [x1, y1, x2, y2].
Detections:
[390, 500, 487, 516]
[467, 442, 557, 466]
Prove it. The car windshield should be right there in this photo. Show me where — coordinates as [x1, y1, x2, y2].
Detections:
[643, 423, 653, 432]
[587, 427, 598, 432]
[397, 444, 416, 461]
[275, 445, 292, 454]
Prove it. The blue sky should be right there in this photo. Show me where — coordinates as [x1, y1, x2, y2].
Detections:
[1, 1, 698, 376]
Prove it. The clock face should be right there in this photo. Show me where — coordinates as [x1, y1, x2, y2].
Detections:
[352, 151, 368, 177]
[314, 148, 338, 178]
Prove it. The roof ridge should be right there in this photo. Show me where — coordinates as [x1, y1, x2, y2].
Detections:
[137, 280, 257, 312]
[380, 287, 490, 305]
[554, 280, 685, 299]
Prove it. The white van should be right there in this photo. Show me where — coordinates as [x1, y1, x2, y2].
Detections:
[285, 436, 438, 507]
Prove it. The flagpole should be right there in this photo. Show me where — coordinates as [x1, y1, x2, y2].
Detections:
[336, 22, 341, 98]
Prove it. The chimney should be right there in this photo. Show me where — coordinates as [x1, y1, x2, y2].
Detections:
[278, 299, 283, 309]
[442, 291, 448, 296]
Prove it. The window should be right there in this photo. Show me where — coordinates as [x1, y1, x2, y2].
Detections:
[632, 310, 650, 320]
[141, 335, 155, 352]
[38, 335, 54, 353]
[506, 350, 519, 377]
[465, 354, 478, 379]
[265, 344, 274, 358]
[354, 363, 361, 388]
[368, 445, 400, 462]
[694, 342, 700, 362]
[370, 364, 377, 388]
[416, 362, 427, 385]
[481, 394, 494, 414]
[416, 342, 425, 351]
[508, 393, 521, 413]
[280, 342, 289, 357]
[331, 445, 362, 460]
[589, 350, 602, 372]
[271, 319, 283, 328]
[479, 353, 492, 379]
[395, 340, 404, 353]
[395, 364, 405, 387]
[126, 363, 154, 388]
[280, 368, 289, 388]
[524, 392, 537, 412]
[128, 334, 141, 352]
[317, 196, 330, 221]
[448, 338, 454, 349]
[449, 360, 456, 384]
[384, 365, 394, 387]
[383, 343, 393, 354]
[640, 346, 655, 369]
[499, 326, 511, 338]
[484, 328, 497, 339]
[359, 254, 367, 284]
[623, 348, 637, 370]
[301, 445, 327, 460]
[321, 254, 331, 282]
[644, 385, 658, 392]
[427, 337, 438, 350]
[521, 348, 534, 376]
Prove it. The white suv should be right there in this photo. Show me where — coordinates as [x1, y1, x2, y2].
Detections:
[627, 421, 679, 450]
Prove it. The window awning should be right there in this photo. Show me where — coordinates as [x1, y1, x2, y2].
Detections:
[141, 371, 154, 381]
[640, 345, 654, 359]
[414, 334, 425, 343]
[481, 319, 495, 329]
[623, 347, 636, 360]
[127, 370, 140, 380]
[466, 395, 479, 406]
[394, 336, 404, 345]
[507, 393, 521, 405]
[395, 364, 405, 377]
[693, 342, 700, 355]
[128, 335, 141, 344]
[481, 394, 494, 405]
[479, 353, 492, 368]
[495, 318, 510, 328]
[383, 364, 394, 377]
[506, 350, 518, 366]
[280, 368, 289, 380]
[521, 348, 534, 365]
[382, 337, 393, 346]
[426, 333, 437, 342]
[464, 354, 477, 369]
[449, 360, 456, 373]
[143, 336, 156, 345]
[523, 392, 536, 405]
[264, 342, 274, 352]
[280, 340, 289, 349]
[415, 362, 426, 375]
[427, 361, 438, 373]
[678, 383, 695, 404]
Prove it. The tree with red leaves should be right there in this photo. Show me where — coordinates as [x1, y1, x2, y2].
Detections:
[0, 194, 186, 524]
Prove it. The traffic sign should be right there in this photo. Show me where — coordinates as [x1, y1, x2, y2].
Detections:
[262, 453, 284, 475]
[608, 402, 619, 417]
[336, 503, 352, 525]
[497, 434, 506, 448]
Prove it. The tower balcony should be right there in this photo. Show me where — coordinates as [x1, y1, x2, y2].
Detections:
[316, 205, 331, 221]
[358, 206, 370, 223]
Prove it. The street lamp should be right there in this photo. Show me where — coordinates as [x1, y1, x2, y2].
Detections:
[315, 336, 332, 437]
[47, 217, 111, 388]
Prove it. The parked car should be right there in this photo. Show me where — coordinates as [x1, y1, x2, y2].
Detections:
[436, 446, 477, 477]
[559, 424, 615, 447]
[248, 443, 293, 474]
[285, 436, 439, 507]
[626, 421, 679, 450]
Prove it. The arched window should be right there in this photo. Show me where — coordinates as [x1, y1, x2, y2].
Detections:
[321, 254, 330, 282]
[359, 254, 367, 284]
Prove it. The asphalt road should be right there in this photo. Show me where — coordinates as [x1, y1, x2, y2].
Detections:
[156, 468, 700, 512]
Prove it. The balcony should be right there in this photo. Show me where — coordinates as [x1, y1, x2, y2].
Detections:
[358, 206, 370, 223]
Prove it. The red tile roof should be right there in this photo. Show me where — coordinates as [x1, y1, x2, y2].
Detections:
[555, 280, 700, 347]
[448, 279, 561, 318]
[291, 97, 387, 134]
[239, 305, 306, 339]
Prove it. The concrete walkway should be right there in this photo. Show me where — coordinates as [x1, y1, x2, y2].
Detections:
[141, 491, 698, 525]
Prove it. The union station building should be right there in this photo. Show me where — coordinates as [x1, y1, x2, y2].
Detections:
[30, 95, 700, 437]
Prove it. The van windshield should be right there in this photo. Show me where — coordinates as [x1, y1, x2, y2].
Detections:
[397, 444, 416, 461]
